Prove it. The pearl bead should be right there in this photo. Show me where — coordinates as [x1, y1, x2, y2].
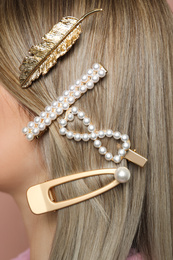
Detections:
[121, 134, 129, 142]
[59, 127, 66, 135]
[113, 155, 121, 163]
[114, 167, 131, 183]
[118, 149, 126, 156]
[62, 102, 69, 110]
[105, 152, 113, 161]
[69, 85, 75, 91]
[92, 75, 99, 83]
[40, 112, 46, 118]
[98, 69, 106, 78]
[58, 96, 64, 103]
[86, 80, 94, 89]
[28, 121, 35, 128]
[74, 91, 81, 98]
[74, 133, 81, 141]
[90, 132, 97, 140]
[113, 131, 121, 139]
[59, 119, 67, 126]
[45, 106, 52, 112]
[77, 111, 85, 119]
[93, 63, 100, 70]
[51, 101, 58, 107]
[63, 90, 69, 97]
[49, 112, 56, 120]
[71, 107, 78, 114]
[67, 96, 75, 104]
[98, 130, 105, 138]
[87, 69, 93, 76]
[106, 129, 113, 137]
[82, 134, 89, 141]
[99, 146, 107, 155]
[88, 124, 95, 132]
[32, 128, 40, 136]
[122, 141, 131, 150]
[34, 117, 41, 124]
[22, 127, 28, 134]
[94, 140, 101, 148]
[27, 133, 34, 141]
[44, 118, 51, 126]
[81, 74, 88, 82]
[66, 131, 74, 139]
[75, 79, 81, 85]
[38, 123, 46, 130]
[67, 113, 74, 121]
[56, 107, 63, 115]
[83, 117, 90, 125]
[80, 85, 87, 93]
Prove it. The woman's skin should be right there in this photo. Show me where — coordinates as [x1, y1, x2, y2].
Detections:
[0, 85, 57, 260]
[0, 1, 172, 259]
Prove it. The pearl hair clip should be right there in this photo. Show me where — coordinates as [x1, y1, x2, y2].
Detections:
[22, 63, 107, 141]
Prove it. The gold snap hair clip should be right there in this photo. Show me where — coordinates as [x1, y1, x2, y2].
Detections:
[59, 106, 147, 168]
[27, 167, 131, 214]
[22, 63, 107, 141]
[19, 9, 103, 88]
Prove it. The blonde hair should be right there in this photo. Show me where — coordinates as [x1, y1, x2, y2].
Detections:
[0, 0, 173, 259]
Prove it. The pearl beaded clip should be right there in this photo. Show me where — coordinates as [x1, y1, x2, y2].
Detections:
[22, 63, 107, 141]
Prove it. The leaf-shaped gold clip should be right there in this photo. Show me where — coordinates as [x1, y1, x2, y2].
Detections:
[19, 9, 103, 88]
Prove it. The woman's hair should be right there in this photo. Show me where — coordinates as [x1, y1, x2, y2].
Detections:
[0, 0, 173, 259]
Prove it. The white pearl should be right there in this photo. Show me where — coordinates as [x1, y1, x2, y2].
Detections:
[45, 106, 52, 112]
[71, 107, 78, 114]
[93, 63, 100, 70]
[27, 133, 34, 141]
[88, 124, 95, 132]
[66, 131, 74, 139]
[51, 101, 58, 107]
[32, 128, 40, 136]
[78, 111, 85, 119]
[94, 140, 101, 148]
[118, 149, 126, 156]
[67, 96, 75, 104]
[81, 74, 88, 82]
[40, 112, 46, 118]
[75, 79, 81, 85]
[74, 91, 81, 98]
[90, 132, 97, 140]
[87, 69, 93, 76]
[98, 130, 105, 138]
[105, 152, 113, 161]
[92, 75, 99, 83]
[62, 102, 69, 110]
[80, 85, 87, 93]
[58, 96, 64, 103]
[34, 117, 41, 124]
[99, 146, 107, 155]
[69, 85, 75, 91]
[98, 69, 106, 78]
[113, 155, 121, 163]
[38, 123, 46, 130]
[113, 131, 121, 139]
[28, 121, 35, 128]
[114, 167, 131, 183]
[56, 107, 63, 115]
[74, 133, 81, 141]
[86, 80, 94, 89]
[63, 90, 69, 97]
[49, 112, 56, 120]
[59, 127, 66, 135]
[59, 119, 67, 126]
[22, 127, 28, 134]
[121, 134, 129, 142]
[67, 113, 74, 121]
[106, 129, 113, 137]
[83, 117, 90, 125]
[82, 134, 90, 141]
[122, 141, 131, 150]
[44, 118, 51, 126]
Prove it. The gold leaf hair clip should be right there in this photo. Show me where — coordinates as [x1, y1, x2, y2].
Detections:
[19, 9, 103, 88]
